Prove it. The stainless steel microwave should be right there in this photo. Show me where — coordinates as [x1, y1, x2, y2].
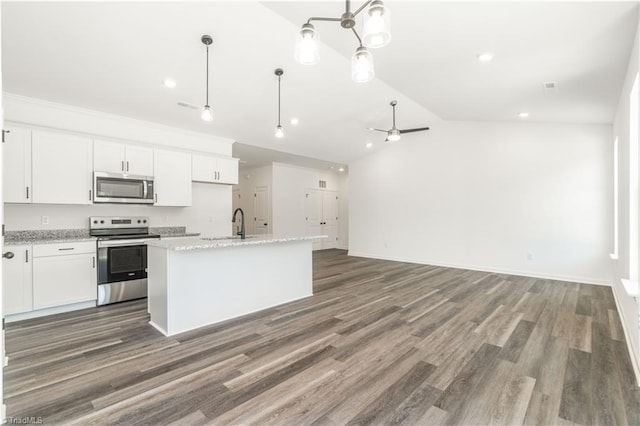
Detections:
[93, 172, 154, 204]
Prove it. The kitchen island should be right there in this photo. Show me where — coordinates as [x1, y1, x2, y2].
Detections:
[145, 235, 325, 336]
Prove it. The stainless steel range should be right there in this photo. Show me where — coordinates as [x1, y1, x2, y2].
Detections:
[90, 216, 160, 305]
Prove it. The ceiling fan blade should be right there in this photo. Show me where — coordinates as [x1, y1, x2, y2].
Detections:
[399, 127, 430, 134]
[177, 101, 199, 110]
[367, 128, 390, 133]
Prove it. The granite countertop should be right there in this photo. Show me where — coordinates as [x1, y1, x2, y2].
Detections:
[4, 226, 198, 245]
[150, 227, 200, 238]
[4, 229, 96, 246]
[146, 234, 327, 251]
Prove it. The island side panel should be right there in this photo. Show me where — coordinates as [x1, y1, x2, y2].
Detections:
[165, 240, 313, 336]
[147, 244, 169, 335]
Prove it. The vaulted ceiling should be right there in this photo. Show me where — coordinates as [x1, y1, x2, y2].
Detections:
[2, 1, 638, 168]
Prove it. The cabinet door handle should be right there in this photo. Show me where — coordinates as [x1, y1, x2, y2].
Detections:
[58, 247, 74, 251]
[126, 161, 130, 172]
[89, 190, 92, 201]
[155, 193, 158, 204]
[121, 160, 125, 171]
[93, 256, 96, 268]
[2, 252, 14, 259]
[1, 129, 10, 143]
[25, 250, 28, 263]
[26, 187, 29, 199]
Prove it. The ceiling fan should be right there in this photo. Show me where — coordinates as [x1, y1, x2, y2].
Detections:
[368, 100, 429, 142]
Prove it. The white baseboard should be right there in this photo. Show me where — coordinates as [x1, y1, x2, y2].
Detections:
[610, 282, 640, 386]
[4, 300, 96, 323]
[347, 251, 611, 286]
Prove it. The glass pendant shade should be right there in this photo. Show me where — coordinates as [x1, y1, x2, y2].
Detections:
[295, 23, 320, 65]
[201, 105, 213, 122]
[352, 47, 374, 83]
[363, 0, 391, 48]
[387, 129, 401, 141]
[275, 125, 284, 138]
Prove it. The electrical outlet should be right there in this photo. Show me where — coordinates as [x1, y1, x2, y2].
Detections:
[41, 216, 49, 225]
[527, 252, 533, 261]
[162, 216, 168, 223]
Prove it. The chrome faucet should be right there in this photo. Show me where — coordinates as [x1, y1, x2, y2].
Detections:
[232, 208, 246, 239]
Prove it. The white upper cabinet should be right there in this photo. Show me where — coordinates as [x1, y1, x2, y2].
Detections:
[154, 148, 192, 206]
[31, 130, 93, 205]
[192, 154, 238, 185]
[3, 126, 32, 203]
[93, 140, 153, 176]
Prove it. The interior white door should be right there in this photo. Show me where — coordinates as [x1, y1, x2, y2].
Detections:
[254, 186, 269, 235]
[305, 190, 323, 250]
[322, 191, 339, 249]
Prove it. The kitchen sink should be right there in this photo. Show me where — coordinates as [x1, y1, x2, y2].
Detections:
[200, 235, 256, 241]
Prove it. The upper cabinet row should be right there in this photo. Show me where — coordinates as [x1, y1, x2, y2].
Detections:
[3, 126, 238, 206]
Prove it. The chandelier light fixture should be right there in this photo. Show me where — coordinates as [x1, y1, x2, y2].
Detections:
[295, 0, 391, 83]
[201, 35, 213, 122]
[274, 68, 284, 138]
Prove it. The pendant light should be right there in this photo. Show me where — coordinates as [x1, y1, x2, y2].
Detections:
[201, 35, 213, 122]
[274, 68, 284, 138]
[363, 0, 391, 48]
[295, 0, 390, 83]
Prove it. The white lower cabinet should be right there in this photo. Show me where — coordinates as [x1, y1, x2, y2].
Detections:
[32, 241, 97, 310]
[3, 245, 33, 315]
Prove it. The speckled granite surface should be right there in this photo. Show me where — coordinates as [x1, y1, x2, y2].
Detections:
[146, 234, 326, 251]
[4, 229, 95, 245]
[4, 226, 199, 245]
[150, 227, 200, 238]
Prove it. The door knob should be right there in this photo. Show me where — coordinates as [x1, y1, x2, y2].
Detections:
[3, 252, 14, 259]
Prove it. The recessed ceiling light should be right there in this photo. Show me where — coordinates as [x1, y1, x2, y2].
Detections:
[163, 78, 177, 88]
[290, 117, 299, 126]
[477, 53, 493, 63]
[366, 142, 373, 149]
[518, 112, 529, 118]
[338, 167, 345, 172]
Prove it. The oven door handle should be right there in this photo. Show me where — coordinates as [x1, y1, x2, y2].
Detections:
[98, 239, 149, 247]
[143, 180, 148, 200]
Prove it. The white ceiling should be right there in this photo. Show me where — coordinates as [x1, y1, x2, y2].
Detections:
[2, 1, 638, 168]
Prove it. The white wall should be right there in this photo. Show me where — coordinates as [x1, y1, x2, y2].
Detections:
[5, 183, 232, 236]
[3, 95, 235, 237]
[349, 120, 613, 285]
[272, 162, 347, 241]
[612, 15, 640, 382]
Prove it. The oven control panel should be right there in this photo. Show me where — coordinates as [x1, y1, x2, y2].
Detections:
[90, 216, 149, 230]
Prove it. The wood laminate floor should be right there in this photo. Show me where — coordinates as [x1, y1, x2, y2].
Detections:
[5, 249, 640, 425]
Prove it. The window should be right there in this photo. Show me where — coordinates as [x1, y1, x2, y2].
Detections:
[613, 137, 619, 258]
[629, 73, 639, 280]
